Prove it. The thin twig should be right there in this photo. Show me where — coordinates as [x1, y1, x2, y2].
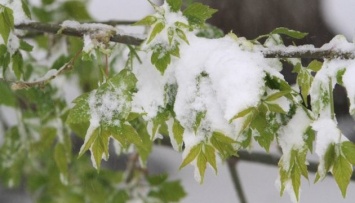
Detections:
[227, 158, 248, 203]
[9, 50, 81, 90]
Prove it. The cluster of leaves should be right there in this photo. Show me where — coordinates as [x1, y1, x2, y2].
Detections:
[135, 0, 216, 74]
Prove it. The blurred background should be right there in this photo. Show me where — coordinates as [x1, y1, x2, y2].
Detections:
[1, 0, 355, 202]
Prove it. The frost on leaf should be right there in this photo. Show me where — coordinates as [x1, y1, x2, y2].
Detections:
[67, 69, 146, 169]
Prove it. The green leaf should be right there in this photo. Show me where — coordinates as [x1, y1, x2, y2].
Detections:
[12, 51, 23, 79]
[133, 15, 157, 26]
[148, 180, 186, 202]
[341, 141, 355, 165]
[61, 1, 92, 21]
[333, 155, 352, 197]
[291, 165, 301, 201]
[21, 0, 32, 19]
[210, 131, 237, 159]
[183, 3, 217, 27]
[270, 27, 308, 39]
[265, 90, 290, 102]
[265, 103, 286, 114]
[151, 49, 171, 74]
[307, 60, 322, 72]
[252, 115, 274, 152]
[0, 81, 16, 106]
[336, 68, 346, 85]
[147, 174, 168, 186]
[78, 127, 99, 157]
[54, 143, 69, 184]
[293, 149, 308, 179]
[279, 167, 288, 196]
[205, 144, 217, 173]
[304, 127, 315, 152]
[176, 28, 189, 44]
[229, 107, 255, 123]
[296, 68, 313, 105]
[172, 118, 184, 151]
[0, 5, 14, 45]
[179, 143, 201, 169]
[193, 111, 206, 133]
[19, 39, 33, 51]
[197, 152, 207, 183]
[324, 143, 336, 173]
[167, 27, 174, 45]
[147, 22, 165, 44]
[166, 0, 182, 12]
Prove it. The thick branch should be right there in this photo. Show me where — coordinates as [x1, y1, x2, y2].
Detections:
[15, 21, 355, 59]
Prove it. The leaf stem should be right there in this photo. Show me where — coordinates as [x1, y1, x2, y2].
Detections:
[227, 158, 248, 203]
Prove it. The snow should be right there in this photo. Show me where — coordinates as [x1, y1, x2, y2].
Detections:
[312, 118, 348, 176]
[1, 0, 30, 24]
[278, 108, 310, 170]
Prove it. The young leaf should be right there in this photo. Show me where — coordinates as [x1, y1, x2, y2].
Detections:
[179, 143, 201, 169]
[341, 141, 355, 165]
[270, 27, 308, 39]
[193, 111, 206, 133]
[183, 3, 217, 27]
[265, 90, 290, 102]
[147, 22, 165, 44]
[54, 143, 69, 185]
[166, 0, 182, 12]
[291, 165, 301, 201]
[332, 155, 352, 197]
[12, 51, 23, 79]
[21, 0, 32, 19]
[19, 39, 33, 52]
[210, 131, 237, 159]
[336, 68, 346, 85]
[0, 5, 14, 44]
[304, 127, 315, 152]
[176, 28, 189, 44]
[265, 103, 287, 114]
[204, 144, 217, 173]
[0, 81, 16, 106]
[151, 49, 171, 74]
[197, 152, 207, 183]
[133, 15, 157, 26]
[172, 118, 184, 151]
[307, 60, 322, 72]
[229, 106, 255, 123]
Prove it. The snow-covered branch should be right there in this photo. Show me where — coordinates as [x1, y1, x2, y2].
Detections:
[15, 21, 143, 46]
[15, 21, 355, 59]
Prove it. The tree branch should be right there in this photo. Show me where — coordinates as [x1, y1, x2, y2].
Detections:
[15, 21, 144, 46]
[15, 21, 355, 59]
